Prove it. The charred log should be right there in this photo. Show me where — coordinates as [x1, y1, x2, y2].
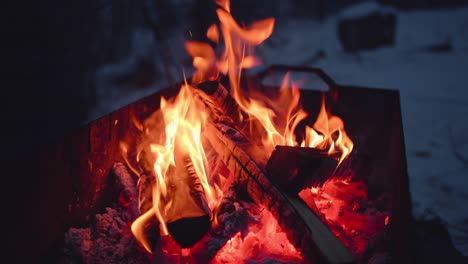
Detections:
[190, 81, 355, 263]
[266, 145, 338, 194]
[164, 154, 211, 247]
[135, 146, 212, 248]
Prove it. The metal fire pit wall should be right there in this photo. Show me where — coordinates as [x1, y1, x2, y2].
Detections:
[29, 66, 412, 263]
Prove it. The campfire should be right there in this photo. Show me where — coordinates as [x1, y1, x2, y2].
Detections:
[55, 1, 411, 263]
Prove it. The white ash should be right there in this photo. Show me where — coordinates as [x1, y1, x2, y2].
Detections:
[63, 163, 149, 263]
[63, 207, 149, 264]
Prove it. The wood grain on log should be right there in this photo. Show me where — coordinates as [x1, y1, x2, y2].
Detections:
[196, 81, 242, 124]
[191, 82, 355, 263]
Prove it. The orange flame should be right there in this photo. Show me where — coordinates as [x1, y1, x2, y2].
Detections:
[129, 0, 355, 255]
[186, 0, 353, 164]
[303, 96, 354, 164]
[128, 83, 224, 252]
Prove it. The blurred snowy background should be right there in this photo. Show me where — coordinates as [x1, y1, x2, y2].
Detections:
[22, 0, 468, 257]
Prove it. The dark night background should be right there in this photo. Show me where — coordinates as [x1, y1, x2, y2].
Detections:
[4, 0, 468, 262]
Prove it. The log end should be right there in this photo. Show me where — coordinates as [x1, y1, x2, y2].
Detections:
[166, 215, 211, 248]
[266, 145, 338, 194]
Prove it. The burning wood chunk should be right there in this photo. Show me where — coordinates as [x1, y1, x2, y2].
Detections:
[204, 122, 356, 264]
[212, 204, 304, 263]
[136, 152, 212, 249]
[190, 185, 304, 264]
[190, 187, 259, 263]
[161, 154, 211, 248]
[194, 81, 249, 127]
[266, 145, 339, 194]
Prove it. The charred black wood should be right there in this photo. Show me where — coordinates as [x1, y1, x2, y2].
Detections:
[166, 215, 211, 248]
[266, 145, 338, 194]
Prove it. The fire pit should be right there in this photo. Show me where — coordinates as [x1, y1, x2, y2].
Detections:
[36, 64, 411, 263]
[36, 1, 412, 263]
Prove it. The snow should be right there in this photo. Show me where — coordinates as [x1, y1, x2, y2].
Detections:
[338, 2, 396, 19]
[90, 3, 468, 255]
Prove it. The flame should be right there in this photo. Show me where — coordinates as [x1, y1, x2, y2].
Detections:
[304, 96, 354, 164]
[186, 0, 353, 164]
[213, 208, 302, 263]
[128, 83, 224, 252]
[128, 0, 355, 255]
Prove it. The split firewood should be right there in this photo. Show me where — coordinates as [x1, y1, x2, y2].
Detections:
[136, 150, 212, 249]
[266, 145, 339, 194]
[112, 162, 162, 252]
[164, 153, 211, 248]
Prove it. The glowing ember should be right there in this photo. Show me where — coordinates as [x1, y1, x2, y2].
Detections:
[213, 208, 303, 263]
[299, 177, 390, 257]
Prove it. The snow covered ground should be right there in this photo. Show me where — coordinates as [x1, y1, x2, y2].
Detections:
[91, 3, 468, 255]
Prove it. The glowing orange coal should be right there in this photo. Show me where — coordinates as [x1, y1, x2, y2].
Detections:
[213, 208, 303, 263]
[299, 177, 390, 257]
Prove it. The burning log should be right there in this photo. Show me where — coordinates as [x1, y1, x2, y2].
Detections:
[164, 155, 211, 248]
[132, 167, 161, 253]
[191, 78, 355, 263]
[266, 145, 339, 194]
[196, 81, 242, 123]
[190, 186, 258, 263]
[135, 152, 212, 249]
[204, 122, 356, 264]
